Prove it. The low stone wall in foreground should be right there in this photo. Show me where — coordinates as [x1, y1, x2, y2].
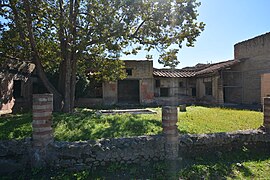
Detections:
[1, 129, 270, 173]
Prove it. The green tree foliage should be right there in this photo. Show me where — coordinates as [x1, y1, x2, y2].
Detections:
[0, 0, 204, 112]
[158, 49, 179, 68]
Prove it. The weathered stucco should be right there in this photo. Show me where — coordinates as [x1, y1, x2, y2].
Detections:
[102, 60, 154, 106]
[234, 32, 270, 59]
[261, 73, 270, 104]
[196, 75, 224, 105]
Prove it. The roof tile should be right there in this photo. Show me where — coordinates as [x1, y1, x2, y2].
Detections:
[153, 60, 240, 78]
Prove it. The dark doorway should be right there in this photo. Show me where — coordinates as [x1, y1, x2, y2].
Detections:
[192, 87, 196, 97]
[118, 80, 140, 104]
[223, 87, 242, 104]
[13, 80, 22, 98]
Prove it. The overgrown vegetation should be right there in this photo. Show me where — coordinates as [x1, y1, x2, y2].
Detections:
[0, 113, 32, 140]
[0, 106, 263, 141]
[53, 109, 162, 141]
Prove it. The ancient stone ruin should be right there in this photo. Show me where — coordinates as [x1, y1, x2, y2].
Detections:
[0, 94, 270, 173]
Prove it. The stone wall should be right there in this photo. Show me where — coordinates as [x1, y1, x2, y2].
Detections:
[102, 60, 154, 106]
[234, 32, 270, 59]
[75, 98, 103, 108]
[1, 130, 270, 173]
[0, 74, 14, 115]
[196, 74, 223, 105]
[228, 55, 270, 105]
[103, 81, 118, 105]
[231, 33, 270, 105]
[154, 96, 196, 106]
[153, 77, 196, 106]
[46, 135, 165, 169]
[179, 130, 270, 156]
[140, 78, 154, 104]
[0, 73, 33, 115]
[124, 60, 153, 78]
[0, 139, 31, 174]
[1, 96, 270, 173]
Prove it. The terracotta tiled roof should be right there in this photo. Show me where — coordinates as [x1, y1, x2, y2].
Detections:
[153, 60, 240, 78]
[153, 69, 196, 78]
[195, 59, 240, 76]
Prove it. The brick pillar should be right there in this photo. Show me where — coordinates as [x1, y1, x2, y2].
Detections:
[162, 106, 179, 160]
[32, 94, 53, 148]
[264, 97, 270, 132]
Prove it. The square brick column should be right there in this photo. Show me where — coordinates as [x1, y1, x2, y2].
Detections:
[264, 97, 270, 132]
[162, 106, 179, 160]
[32, 94, 54, 148]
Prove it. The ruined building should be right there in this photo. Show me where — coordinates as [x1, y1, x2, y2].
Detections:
[1, 32, 270, 114]
[76, 32, 270, 107]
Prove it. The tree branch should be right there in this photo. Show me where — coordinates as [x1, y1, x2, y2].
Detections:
[132, 19, 146, 37]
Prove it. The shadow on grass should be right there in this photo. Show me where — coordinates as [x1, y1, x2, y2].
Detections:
[175, 145, 270, 179]
[52, 111, 162, 141]
[0, 113, 32, 140]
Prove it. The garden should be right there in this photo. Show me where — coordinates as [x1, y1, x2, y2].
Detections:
[1, 106, 270, 179]
[0, 106, 263, 141]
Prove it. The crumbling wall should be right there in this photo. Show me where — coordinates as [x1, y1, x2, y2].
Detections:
[1, 130, 270, 172]
[234, 32, 270, 59]
[233, 33, 270, 105]
[261, 73, 270, 104]
[196, 75, 223, 105]
[0, 74, 14, 115]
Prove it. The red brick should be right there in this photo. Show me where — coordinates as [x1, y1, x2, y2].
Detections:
[32, 122, 52, 128]
[33, 116, 52, 121]
[33, 129, 53, 136]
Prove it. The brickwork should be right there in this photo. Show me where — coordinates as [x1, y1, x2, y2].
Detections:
[162, 106, 179, 159]
[264, 97, 270, 131]
[32, 94, 53, 148]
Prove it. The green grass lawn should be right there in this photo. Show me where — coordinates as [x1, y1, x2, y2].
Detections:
[178, 106, 263, 134]
[0, 106, 268, 179]
[0, 106, 263, 141]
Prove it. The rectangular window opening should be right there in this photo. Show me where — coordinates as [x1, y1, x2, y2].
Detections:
[160, 87, 169, 97]
[155, 79, 160, 88]
[192, 87, 196, 97]
[205, 82, 212, 96]
[126, 69, 132, 76]
[179, 81, 184, 87]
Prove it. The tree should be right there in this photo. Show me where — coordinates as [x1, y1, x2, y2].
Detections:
[0, 0, 205, 113]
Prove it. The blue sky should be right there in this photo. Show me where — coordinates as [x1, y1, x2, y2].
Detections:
[121, 0, 270, 69]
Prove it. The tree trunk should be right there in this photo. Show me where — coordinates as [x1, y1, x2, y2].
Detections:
[23, 0, 63, 111]
[62, 55, 72, 113]
[70, 53, 77, 112]
[58, 0, 79, 113]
